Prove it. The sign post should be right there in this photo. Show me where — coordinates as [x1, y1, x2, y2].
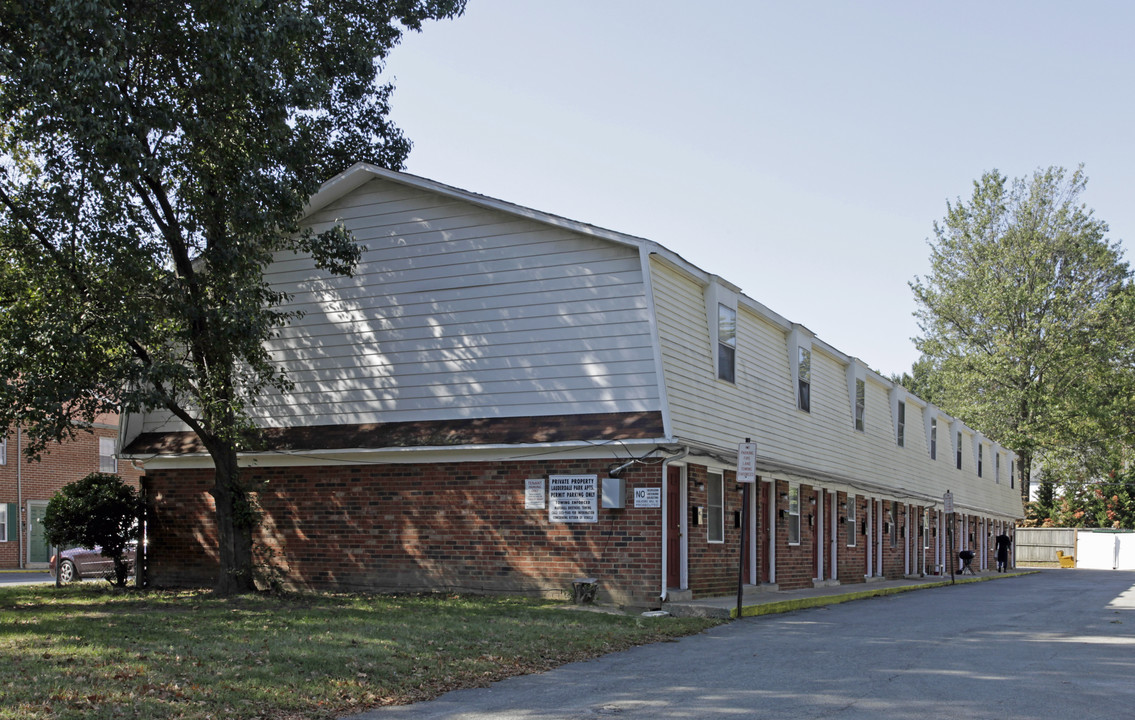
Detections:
[943, 491, 955, 585]
[736, 439, 757, 618]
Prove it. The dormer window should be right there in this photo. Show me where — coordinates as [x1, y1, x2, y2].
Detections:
[717, 303, 736, 383]
[854, 379, 865, 431]
[897, 402, 906, 447]
[798, 347, 811, 412]
[930, 418, 938, 460]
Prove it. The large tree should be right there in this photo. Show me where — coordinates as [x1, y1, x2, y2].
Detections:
[0, 0, 465, 594]
[910, 166, 1134, 506]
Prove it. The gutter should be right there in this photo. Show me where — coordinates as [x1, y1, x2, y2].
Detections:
[659, 446, 689, 603]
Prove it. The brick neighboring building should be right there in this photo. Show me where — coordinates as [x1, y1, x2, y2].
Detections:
[0, 414, 141, 569]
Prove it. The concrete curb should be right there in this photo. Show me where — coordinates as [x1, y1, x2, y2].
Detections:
[732, 571, 1037, 619]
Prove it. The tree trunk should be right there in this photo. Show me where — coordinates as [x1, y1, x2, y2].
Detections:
[207, 439, 257, 595]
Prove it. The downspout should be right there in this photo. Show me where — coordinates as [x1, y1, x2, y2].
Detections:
[16, 427, 22, 569]
[659, 446, 689, 603]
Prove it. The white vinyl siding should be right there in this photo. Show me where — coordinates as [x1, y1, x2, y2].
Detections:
[652, 257, 1022, 520]
[142, 179, 661, 432]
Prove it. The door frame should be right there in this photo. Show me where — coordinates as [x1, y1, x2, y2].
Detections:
[26, 500, 50, 567]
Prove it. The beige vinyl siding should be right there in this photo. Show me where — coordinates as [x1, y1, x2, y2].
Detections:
[142, 178, 661, 433]
[651, 256, 1021, 519]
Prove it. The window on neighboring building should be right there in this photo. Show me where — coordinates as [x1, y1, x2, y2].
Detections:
[854, 379, 865, 431]
[788, 485, 801, 545]
[717, 304, 736, 383]
[956, 432, 963, 470]
[897, 401, 906, 447]
[707, 471, 724, 543]
[99, 437, 117, 474]
[977, 444, 983, 478]
[930, 418, 938, 460]
[847, 495, 857, 547]
[797, 348, 811, 412]
[0, 434, 6, 466]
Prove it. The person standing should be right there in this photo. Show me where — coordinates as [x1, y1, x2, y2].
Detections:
[995, 531, 1012, 572]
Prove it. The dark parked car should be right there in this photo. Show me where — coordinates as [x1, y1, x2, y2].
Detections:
[49, 544, 137, 583]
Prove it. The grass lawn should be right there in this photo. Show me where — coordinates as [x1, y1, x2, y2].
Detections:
[0, 584, 721, 720]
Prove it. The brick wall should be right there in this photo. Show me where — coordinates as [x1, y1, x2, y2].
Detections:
[145, 459, 667, 608]
[0, 420, 141, 568]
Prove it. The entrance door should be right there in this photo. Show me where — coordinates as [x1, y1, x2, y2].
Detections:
[666, 466, 682, 589]
[27, 501, 50, 566]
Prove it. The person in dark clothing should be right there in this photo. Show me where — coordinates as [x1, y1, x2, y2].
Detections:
[995, 532, 1012, 572]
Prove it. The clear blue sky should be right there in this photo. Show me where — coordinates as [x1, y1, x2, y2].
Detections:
[383, 1, 1134, 379]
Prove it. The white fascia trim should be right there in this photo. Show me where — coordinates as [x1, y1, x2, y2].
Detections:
[132, 437, 674, 470]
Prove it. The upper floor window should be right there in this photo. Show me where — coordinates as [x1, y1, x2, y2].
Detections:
[896, 402, 906, 447]
[995, 454, 1000, 484]
[956, 432, 963, 470]
[1010, 460, 1015, 489]
[930, 418, 938, 460]
[0, 435, 6, 466]
[99, 437, 117, 474]
[787, 485, 801, 544]
[977, 444, 984, 478]
[717, 304, 736, 383]
[707, 471, 725, 543]
[854, 379, 865, 431]
[797, 348, 811, 413]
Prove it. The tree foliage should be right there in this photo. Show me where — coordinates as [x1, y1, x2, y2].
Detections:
[910, 166, 1135, 502]
[43, 473, 140, 587]
[0, 0, 465, 593]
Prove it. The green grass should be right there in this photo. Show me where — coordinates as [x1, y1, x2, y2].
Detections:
[0, 585, 720, 720]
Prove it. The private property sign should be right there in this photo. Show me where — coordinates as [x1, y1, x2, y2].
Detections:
[737, 441, 758, 482]
[548, 475, 598, 523]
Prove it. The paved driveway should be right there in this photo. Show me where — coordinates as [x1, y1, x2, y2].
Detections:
[349, 569, 1135, 720]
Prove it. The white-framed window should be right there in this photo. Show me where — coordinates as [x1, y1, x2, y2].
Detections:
[99, 437, 117, 474]
[707, 471, 724, 543]
[977, 444, 983, 478]
[847, 494, 857, 547]
[897, 402, 906, 447]
[787, 484, 801, 545]
[0, 434, 6, 465]
[889, 502, 898, 547]
[0, 504, 7, 542]
[923, 509, 931, 550]
[854, 379, 865, 431]
[1010, 460, 1015, 489]
[995, 454, 1001, 484]
[930, 418, 938, 460]
[956, 432, 963, 470]
[717, 304, 736, 383]
[797, 348, 811, 413]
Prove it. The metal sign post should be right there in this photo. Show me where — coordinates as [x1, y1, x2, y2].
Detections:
[736, 439, 757, 618]
[943, 491, 955, 585]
